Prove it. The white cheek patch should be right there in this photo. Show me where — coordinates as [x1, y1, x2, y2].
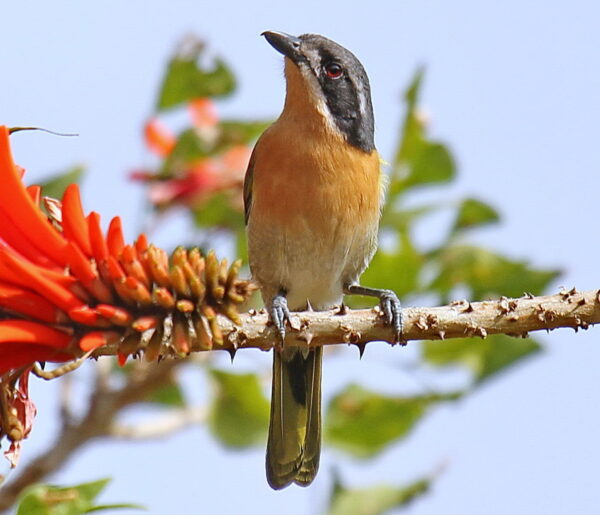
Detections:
[354, 78, 369, 123]
[296, 50, 339, 133]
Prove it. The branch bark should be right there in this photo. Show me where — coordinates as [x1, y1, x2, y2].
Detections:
[92, 288, 600, 355]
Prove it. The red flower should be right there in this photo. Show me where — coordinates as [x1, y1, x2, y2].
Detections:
[148, 159, 221, 206]
[0, 124, 253, 465]
[144, 145, 251, 209]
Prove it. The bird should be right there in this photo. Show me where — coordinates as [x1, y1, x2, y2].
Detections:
[244, 31, 402, 490]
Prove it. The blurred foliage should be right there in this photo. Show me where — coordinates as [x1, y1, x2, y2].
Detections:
[123, 35, 561, 511]
[328, 474, 432, 515]
[423, 334, 542, 385]
[326, 385, 462, 457]
[145, 377, 186, 407]
[157, 37, 235, 110]
[39, 166, 84, 200]
[133, 34, 271, 258]
[16, 478, 143, 515]
[452, 197, 500, 233]
[208, 369, 269, 448]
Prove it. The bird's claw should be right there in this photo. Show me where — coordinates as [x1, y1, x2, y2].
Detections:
[270, 294, 291, 346]
[379, 289, 403, 343]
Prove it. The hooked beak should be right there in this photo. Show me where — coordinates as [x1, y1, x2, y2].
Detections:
[262, 31, 303, 63]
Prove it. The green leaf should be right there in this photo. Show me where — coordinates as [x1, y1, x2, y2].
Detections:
[358, 232, 422, 301]
[404, 67, 424, 109]
[208, 369, 269, 448]
[157, 40, 235, 110]
[380, 202, 440, 232]
[328, 475, 431, 515]
[423, 334, 543, 384]
[325, 384, 461, 458]
[402, 142, 455, 189]
[390, 68, 456, 196]
[191, 192, 244, 231]
[40, 166, 84, 200]
[429, 245, 560, 300]
[145, 380, 186, 407]
[162, 120, 268, 175]
[218, 120, 271, 147]
[161, 128, 213, 173]
[16, 478, 141, 515]
[452, 198, 500, 233]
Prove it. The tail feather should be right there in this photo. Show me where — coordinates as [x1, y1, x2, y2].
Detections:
[266, 346, 322, 489]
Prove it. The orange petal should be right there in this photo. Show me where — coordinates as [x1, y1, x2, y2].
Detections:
[67, 305, 95, 323]
[26, 185, 41, 204]
[0, 249, 75, 293]
[0, 320, 71, 347]
[0, 126, 67, 266]
[0, 281, 64, 323]
[107, 256, 125, 281]
[65, 241, 97, 286]
[95, 304, 132, 326]
[0, 243, 84, 312]
[124, 276, 152, 305]
[62, 184, 93, 257]
[88, 212, 108, 263]
[107, 216, 125, 260]
[132, 315, 158, 332]
[79, 330, 121, 352]
[144, 119, 175, 157]
[135, 233, 148, 254]
[0, 343, 73, 374]
[117, 353, 128, 367]
[189, 98, 218, 129]
[0, 208, 58, 268]
[121, 245, 150, 288]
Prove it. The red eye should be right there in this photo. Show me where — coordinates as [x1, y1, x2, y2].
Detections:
[325, 62, 343, 79]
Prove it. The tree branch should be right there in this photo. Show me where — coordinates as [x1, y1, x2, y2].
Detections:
[91, 288, 600, 355]
[0, 360, 181, 511]
[109, 406, 207, 440]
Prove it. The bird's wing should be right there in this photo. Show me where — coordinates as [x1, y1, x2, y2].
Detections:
[243, 145, 257, 226]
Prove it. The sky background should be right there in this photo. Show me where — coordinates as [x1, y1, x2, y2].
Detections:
[2, 0, 600, 513]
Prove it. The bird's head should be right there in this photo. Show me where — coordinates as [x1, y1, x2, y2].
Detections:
[262, 31, 375, 152]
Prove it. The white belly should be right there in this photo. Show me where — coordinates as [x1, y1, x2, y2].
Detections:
[248, 215, 378, 311]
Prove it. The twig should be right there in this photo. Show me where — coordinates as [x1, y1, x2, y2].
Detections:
[109, 406, 207, 439]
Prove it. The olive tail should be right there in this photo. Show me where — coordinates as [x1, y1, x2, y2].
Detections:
[266, 346, 322, 489]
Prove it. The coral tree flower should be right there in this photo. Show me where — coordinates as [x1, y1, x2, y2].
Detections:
[0, 125, 254, 465]
[144, 118, 176, 158]
[134, 98, 252, 211]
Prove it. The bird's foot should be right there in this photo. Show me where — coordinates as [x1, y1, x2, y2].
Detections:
[377, 289, 403, 343]
[344, 284, 403, 343]
[270, 293, 291, 347]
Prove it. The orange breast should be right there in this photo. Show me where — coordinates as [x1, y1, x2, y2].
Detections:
[250, 120, 382, 233]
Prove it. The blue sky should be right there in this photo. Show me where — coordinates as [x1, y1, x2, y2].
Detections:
[2, 1, 600, 513]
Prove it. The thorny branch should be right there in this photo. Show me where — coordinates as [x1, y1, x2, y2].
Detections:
[89, 288, 600, 356]
[0, 287, 598, 510]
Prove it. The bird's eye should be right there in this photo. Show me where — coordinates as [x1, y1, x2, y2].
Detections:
[324, 62, 343, 79]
